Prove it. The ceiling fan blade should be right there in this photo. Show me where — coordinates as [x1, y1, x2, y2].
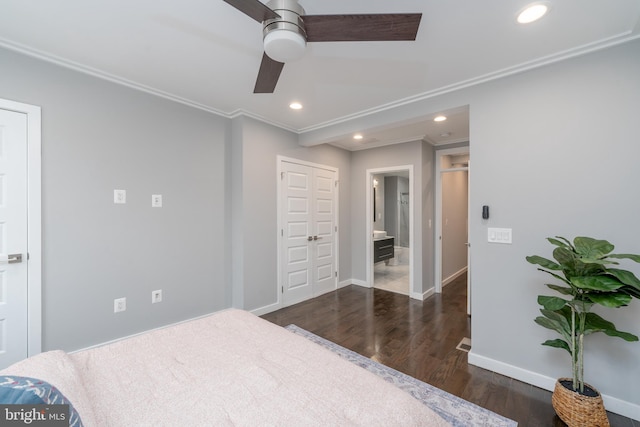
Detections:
[303, 13, 422, 42]
[223, 0, 280, 23]
[254, 53, 285, 93]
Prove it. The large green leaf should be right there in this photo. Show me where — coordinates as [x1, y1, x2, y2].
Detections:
[548, 237, 572, 250]
[553, 247, 577, 269]
[608, 268, 640, 290]
[574, 237, 614, 258]
[576, 258, 618, 266]
[604, 329, 639, 341]
[526, 255, 561, 270]
[535, 315, 571, 342]
[571, 275, 624, 291]
[539, 269, 572, 286]
[551, 236, 574, 250]
[609, 253, 640, 263]
[587, 292, 632, 308]
[621, 285, 640, 299]
[538, 295, 567, 310]
[542, 338, 571, 354]
[583, 312, 639, 341]
[539, 309, 571, 336]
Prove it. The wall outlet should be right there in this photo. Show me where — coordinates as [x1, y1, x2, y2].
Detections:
[114, 189, 126, 204]
[152, 289, 162, 304]
[151, 194, 162, 207]
[114, 297, 126, 313]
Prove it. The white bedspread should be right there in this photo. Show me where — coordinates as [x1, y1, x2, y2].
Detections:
[3, 309, 450, 426]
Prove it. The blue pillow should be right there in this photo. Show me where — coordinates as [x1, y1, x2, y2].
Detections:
[0, 376, 84, 426]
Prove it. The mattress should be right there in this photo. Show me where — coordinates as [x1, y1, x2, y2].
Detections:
[2, 309, 450, 426]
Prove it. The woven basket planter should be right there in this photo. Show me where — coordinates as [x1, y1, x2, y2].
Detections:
[552, 378, 609, 427]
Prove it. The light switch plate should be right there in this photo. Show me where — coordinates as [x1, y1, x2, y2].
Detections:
[488, 227, 512, 244]
[114, 189, 126, 204]
[152, 194, 162, 207]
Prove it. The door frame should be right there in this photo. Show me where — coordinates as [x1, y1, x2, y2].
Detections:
[434, 146, 470, 302]
[276, 155, 339, 308]
[366, 165, 416, 298]
[0, 98, 42, 357]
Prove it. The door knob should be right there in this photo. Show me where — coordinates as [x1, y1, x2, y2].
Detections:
[313, 236, 322, 241]
[307, 236, 313, 241]
[0, 253, 23, 264]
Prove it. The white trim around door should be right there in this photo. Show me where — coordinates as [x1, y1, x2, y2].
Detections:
[0, 98, 42, 358]
[276, 156, 339, 309]
[434, 146, 469, 302]
[366, 165, 418, 299]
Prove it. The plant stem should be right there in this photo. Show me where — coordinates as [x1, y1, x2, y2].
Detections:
[572, 308, 577, 391]
[578, 332, 584, 393]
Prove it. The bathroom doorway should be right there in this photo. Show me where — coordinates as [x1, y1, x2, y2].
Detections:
[366, 166, 413, 296]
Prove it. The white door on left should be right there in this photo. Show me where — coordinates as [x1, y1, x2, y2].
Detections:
[0, 108, 29, 368]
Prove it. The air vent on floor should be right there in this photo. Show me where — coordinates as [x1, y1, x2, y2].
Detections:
[456, 337, 471, 353]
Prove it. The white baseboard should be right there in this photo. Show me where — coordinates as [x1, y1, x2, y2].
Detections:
[442, 266, 468, 288]
[251, 280, 356, 316]
[338, 279, 353, 289]
[250, 301, 280, 317]
[468, 352, 640, 421]
[350, 279, 370, 288]
[413, 287, 435, 301]
[71, 309, 229, 353]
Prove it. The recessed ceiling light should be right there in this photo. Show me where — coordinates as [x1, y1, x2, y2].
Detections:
[434, 115, 447, 122]
[289, 102, 303, 110]
[353, 133, 364, 140]
[517, 3, 549, 24]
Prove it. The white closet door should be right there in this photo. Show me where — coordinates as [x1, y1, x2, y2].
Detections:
[311, 167, 336, 296]
[280, 161, 337, 307]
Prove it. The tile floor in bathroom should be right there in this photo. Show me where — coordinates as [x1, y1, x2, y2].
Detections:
[374, 246, 410, 295]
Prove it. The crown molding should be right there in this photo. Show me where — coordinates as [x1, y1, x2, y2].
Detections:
[298, 30, 640, 135]
[2, 29, 639, 138]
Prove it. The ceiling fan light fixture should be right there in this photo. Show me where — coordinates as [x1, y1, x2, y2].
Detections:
[264, 29, 306, 62]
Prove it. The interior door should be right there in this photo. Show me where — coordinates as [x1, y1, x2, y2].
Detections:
[280, 160, 337, 306]
[0, 108, 29, 368]
[282, 162, 314, 306]
[311, 167, 336, 296]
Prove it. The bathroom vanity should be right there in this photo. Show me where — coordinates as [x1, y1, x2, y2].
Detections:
[374, 236, 395, 263]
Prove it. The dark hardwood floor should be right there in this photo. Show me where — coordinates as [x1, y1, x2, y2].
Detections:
[262, 275, 637, 427]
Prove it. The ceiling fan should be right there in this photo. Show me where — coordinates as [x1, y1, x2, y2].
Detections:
[222, 0, 422, 93]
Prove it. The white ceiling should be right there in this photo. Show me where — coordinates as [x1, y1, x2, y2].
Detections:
[1, 1, 639, 150]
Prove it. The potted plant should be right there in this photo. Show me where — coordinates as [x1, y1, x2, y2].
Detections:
[526, 236, 640, 427]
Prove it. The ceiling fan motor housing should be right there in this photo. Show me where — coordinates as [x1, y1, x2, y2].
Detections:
[263, 0, 307, 62]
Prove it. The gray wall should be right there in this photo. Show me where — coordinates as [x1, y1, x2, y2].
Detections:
[233, 116, 352, 311]
[468, 40, 640, 410]
[303, 39, 640, 415]
[351, 141, 433, 296]
[0, 47, 229, 351]
[384, 176, 397, 237]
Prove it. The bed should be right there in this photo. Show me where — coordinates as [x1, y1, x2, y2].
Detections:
[0, 309, 450, 426]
